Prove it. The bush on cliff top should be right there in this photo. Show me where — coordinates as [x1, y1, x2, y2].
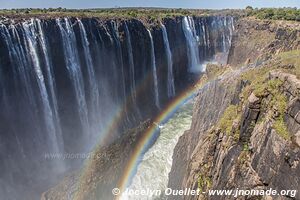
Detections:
[0, 8, 209, 19]
[247, 8, 300, 21]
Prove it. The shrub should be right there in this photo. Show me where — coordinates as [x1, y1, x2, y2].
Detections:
[218, 105, 239, 134]
[249, 8, 300, 21]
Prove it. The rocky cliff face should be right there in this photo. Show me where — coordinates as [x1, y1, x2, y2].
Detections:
[41, 17, 300, 200]
[0, 14, 234, 200]
[168, 17, 300, 200]
[228, 18, 300, 66]
[169, 70, 300, 199]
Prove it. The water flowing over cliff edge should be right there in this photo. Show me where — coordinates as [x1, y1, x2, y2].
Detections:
[0, 15, 234, 200]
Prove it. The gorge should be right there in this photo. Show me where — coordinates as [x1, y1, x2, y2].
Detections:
[1, 8, 299, 200]
[0, 12, 234, 200]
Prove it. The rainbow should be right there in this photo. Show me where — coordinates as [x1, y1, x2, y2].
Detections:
[116, 77, 206, 199]
[75, 67, 206, 200]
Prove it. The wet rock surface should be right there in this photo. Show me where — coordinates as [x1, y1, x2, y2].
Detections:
[168, 70, 300, 200]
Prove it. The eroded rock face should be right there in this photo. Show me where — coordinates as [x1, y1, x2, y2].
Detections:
[168, 70, 300, 200]
[168, 71, 242, 199]
[228, 18, 300, 66]
[240, 93, 261, 143]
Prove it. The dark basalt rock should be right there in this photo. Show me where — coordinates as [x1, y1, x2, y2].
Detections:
[168, 70, 300, 200]
[240, 93, 261, 143]
[0, 15, 234, 200]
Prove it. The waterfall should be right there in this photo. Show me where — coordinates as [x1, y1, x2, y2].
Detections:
[36, 19, 64, 153]
[110, 21, 132, 124]
[124, 22, 137, 102]
[222, 32, 226, 52]
[229, 17, 235, 46]
[182, 16, 203, 73]
[202, 20, 210, 48]
[161, 23, 175, 98]
[147, 29, 160, 109]
[22, 20, 61, 154]
[1, 24, 40, 130]
[56, 18, 90, 139]
[78, 19, 101, 137]
[0, 16, 237, 200]
[202, 22, 207, 46]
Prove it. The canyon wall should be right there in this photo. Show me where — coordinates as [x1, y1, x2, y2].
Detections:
[228, 18, 300, 66]
[169, 18, 300, 200]
[0, 15, 233, 200]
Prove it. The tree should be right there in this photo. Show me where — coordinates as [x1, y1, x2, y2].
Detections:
[246, 6, 254, 10]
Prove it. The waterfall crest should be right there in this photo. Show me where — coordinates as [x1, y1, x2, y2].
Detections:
[182, 16, 202, 73]
[0, 16, 235, 199]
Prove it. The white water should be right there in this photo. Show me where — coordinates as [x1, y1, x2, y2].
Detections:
[23, 20, 61, 154]
[125, 22, 137, 102]
[78, 20, 100, 113]
[122, 101, 193, 200]
[78, 19, 102, 139]
[1, 24, 50, 160]
[36, 19, 64, 153]
[1, 24, 39, 126]
[182, 16, 203, 73]
[111, 21, 132, 123]
[147, 29, 160, 109]
[161, 23, 175, 98]
[57, 18, 90, 139]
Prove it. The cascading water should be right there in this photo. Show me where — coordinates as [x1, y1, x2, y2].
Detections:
[111, 21, 133, 124]
[147, 29, 160, 109]
[120, 16, 235, 200]
[36, 19, 64, 154]
[161, 23, 175, 98]
[182, 16, 202, 73]
[78, 19, 100, 128]
[24, 21, 62, 155]
[122, 101, 193, 200]
[0, 24, 39, 130]
[0, 16, 234, 200]
[124, 22, 137, 102]
[57, 18, 90, 141]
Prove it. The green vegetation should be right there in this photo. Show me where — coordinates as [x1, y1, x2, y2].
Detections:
[223, 49, 297, 140]
[206, 64, 229, 78]
[218, 104, 241, 141]
[277, 50, 300, 79]
[0, 8, 212, 19]
[195, 64, 231, 90]
[242, 68, 289, 138]
[217, 50, 296, 140]
[242, 143, 250, 151]
[274, 116, 290, 140]
[241, 67, 273, 97]
[198, 173, 212, 193]
[271, 92, 289, 140]
[240, 50, 300, 99]
[218, 105, 239, 134]
[237, 150, 250, 168]
[240, 66, 289, 140]
[247, 8, 300, 21]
